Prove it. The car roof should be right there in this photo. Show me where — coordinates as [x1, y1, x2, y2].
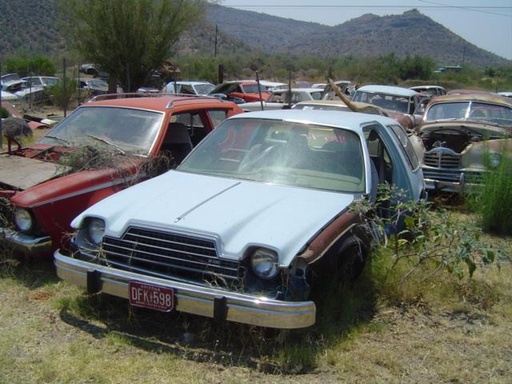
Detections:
[409, 85, 445, 90]
[356, 85, 418, 97]
[427, 93, 512, 107]
[83, 94, 238, 112]
[228, 109, 396, 130]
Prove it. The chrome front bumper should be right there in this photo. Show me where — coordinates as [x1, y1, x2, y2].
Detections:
[0, 227, 52, 256]
[54, 251, 316, 329]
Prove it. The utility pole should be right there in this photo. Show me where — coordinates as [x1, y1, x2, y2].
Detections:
[214, 25, 218, 57]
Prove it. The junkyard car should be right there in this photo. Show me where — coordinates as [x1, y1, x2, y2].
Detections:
[1, 79, 46, 104]
[418, 93, 512, 192]
[209, 80, 271, 103]
[352, 85, 426, 130]
[55, 110, 425, 329]
[21, 76, 61, 89]
[409, 85, 446, 98]
[162, 81, 215, 96]
[0, 94, 243, 258]
[240, 88, 324, 112]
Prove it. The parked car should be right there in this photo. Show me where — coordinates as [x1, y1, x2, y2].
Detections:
[409, 85, 446, 98]
[79, 64, 108, 79]
[0, 94, 243, 258]
[1, 90, 19, 101]
[240, 88, 324, 111]
[352, 85, 426, 130]
[418, 93, 512, 193]
[162, 81, 215, 96]
[209, 80, 271, 103]
[21, 76, 61, 89]
[55, 109, 425, 329]
[1, 79, 46, 103]
[258, 80, 288, 92]
[1, 73, 21, 85]
[78, 78, 110, 96]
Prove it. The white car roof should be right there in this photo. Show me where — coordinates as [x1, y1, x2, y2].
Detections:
[356, 85, 418, 97]
[228, 109, 396, 130]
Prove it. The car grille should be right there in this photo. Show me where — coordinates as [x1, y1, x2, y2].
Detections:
[422, 168, 462, 183]
[101, 227, 244, 288]
[423, 148, 461, 168]
[422, 168, 484, 185]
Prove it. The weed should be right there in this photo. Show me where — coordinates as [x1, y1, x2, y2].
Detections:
[470, 152, 512, 235]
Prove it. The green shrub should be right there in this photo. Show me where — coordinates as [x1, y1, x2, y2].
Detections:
[0, 107, 10, 118]
[46, 77, 79, 109]
[475, 153, 512, 235]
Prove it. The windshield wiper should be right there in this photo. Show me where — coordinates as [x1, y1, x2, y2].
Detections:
[87, 134, 126, 155]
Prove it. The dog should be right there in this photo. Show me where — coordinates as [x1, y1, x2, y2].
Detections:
[2, 117, 33, 153]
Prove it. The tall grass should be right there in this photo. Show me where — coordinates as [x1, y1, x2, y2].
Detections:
[473, 153, 512, 235]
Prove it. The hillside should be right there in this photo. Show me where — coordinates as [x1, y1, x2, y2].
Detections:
[0, 1, 510, 69]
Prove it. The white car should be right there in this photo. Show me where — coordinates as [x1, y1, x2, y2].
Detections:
[352, 84, 426, 130]
[1, 90, 19, 101]
[162, 81, 215, 95]
[55, 110, 425, 329]
[21, 76, 61, 88]
[240, 88, 324, 112]
[1, 79, 45, 103]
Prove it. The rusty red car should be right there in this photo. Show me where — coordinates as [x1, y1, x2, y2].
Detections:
[209, 80, 271, 103]
[0, 93, 243, 259]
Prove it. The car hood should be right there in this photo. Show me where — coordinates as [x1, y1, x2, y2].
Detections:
[76, 171, 355, 265]
[419, 121, 510, 138]
[0, 154, 69, 190]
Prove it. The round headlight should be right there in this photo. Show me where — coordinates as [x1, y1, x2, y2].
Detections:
[250, 248, 279, 280]
[14, 208, 33, 232]
[487, 152, 502, 168]
[87, 218, 105, 245]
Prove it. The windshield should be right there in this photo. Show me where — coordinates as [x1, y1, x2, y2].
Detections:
[241, 83, 265, 93]
[38, 106, 164, 156]
[353, 91, 411, 114]
[179, 118, 366, 193]
[424, 101, 512, 126]
[194, 83, 215, 95]
[88, 79, 108, 87]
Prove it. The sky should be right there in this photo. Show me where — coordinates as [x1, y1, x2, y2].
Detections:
[220, 0, 512, 60]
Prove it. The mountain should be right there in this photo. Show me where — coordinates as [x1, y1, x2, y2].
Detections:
[0, 1, 510, 69]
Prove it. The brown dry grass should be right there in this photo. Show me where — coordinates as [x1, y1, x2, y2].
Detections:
[0, 250, 510, 383]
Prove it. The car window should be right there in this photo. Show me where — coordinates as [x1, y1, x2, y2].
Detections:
[425, 102, 469, 120]
[179, 118, 365, 193]
[181, 85, 195, 94]
[363, 124, 393, 185]
[388, 124, 420, 170]
[194, 83, 214, 95]
[208, 109, 231, 127]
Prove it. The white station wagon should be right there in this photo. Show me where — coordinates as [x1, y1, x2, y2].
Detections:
[55, 110, 425, 329]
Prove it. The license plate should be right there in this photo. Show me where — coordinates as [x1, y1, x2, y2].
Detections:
[128, 281, 174, 312]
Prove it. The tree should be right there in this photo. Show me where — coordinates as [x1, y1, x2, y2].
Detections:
[60, 0, 206, 92]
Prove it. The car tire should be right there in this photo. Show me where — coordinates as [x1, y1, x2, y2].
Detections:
[338, 236, 366, 284]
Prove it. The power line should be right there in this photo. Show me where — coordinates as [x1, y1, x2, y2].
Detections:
[224, 4, 512, 17]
